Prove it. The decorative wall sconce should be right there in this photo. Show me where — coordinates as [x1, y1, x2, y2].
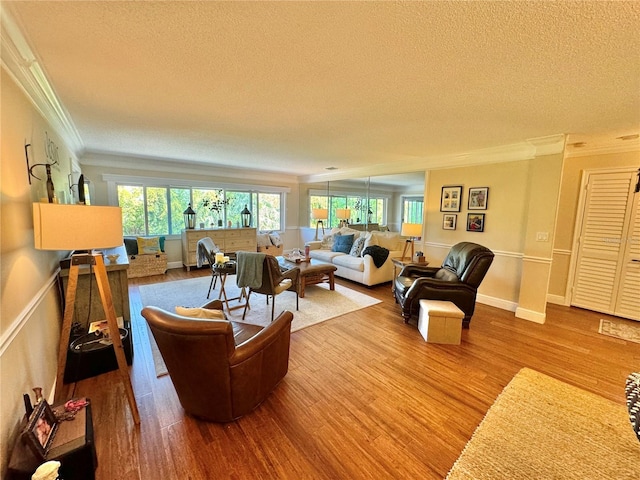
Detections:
[68, 173, 89, 204]
[25, 143, 58, 203]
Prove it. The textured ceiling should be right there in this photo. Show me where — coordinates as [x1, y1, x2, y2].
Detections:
[3, 1, 640, 179]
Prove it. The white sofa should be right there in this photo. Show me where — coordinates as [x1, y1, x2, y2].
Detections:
[305, 227, 404, 286]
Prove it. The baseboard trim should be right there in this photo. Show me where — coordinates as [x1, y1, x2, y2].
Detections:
[546, 294, 569, 306]
[167, 261, 183, 270]
[515, 307, 546, 324]
[477, 294, 518, 312]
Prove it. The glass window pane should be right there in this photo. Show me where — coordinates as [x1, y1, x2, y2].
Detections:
[170, 188, 191, 234]
[117, 185, 145, 236]
[258, 193, 280, 231]
[227, 191, 251, 228]
[146, 187, 169, 235]
[194, 188, 225, 228]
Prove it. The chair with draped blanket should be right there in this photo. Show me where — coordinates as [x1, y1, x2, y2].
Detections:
[197, 237, 222, 298]
[237, 251, 300, 322]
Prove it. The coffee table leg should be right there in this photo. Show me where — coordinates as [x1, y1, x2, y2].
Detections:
[329, 272, 335, 291]
[299, 278, 306, 298]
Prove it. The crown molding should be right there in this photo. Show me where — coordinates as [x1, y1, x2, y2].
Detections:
[82, 151, 299, 185]
[1, 6, 84, 153]
[565, 140, 640, 158]
[300, 135, 566, 183]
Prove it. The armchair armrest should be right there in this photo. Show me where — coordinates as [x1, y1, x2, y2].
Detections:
[230, 310, 293, 364]
[399, 265, 439, 278]
[305, 240, 322, 251]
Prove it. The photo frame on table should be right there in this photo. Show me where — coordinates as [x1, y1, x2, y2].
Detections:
[440, 186, 463, 212]
[21, 399, 59, 459]
[442, 214, 457, 230]
[468, 187, 489, 210]
[466, 213, 485, 232]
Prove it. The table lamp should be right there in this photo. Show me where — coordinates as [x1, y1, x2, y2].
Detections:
[400, 222, 423, 261]
[312, 208, 328, 240]
[32, 203, 139, 424]
[336, 208, 351, 228]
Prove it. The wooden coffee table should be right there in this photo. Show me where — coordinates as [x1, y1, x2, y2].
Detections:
[278, 257, 337, 298]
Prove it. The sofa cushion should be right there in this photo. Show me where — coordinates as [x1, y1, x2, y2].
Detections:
[350, 236, 366, 257]
[310, 249, 344, 263]
[333, 253, 365, 272]
[371, 231, 402, 251]
[332, 234, 355, 253]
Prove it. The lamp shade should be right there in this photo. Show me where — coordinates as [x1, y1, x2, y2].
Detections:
[401, 222, 422, 238]
[33, 203, 123, 251]
[336, 208, 351, 220]
[312, 208, 328, 220]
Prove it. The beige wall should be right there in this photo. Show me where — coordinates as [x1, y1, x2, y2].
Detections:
[1, 70, 74, 475]
[549, 150, 640, 301]
[423, 153, 564, 319]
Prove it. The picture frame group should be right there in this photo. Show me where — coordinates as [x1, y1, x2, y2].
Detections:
[441, 186, 489, 231]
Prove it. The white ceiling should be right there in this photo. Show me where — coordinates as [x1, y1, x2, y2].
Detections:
[3, 1, 639, 181]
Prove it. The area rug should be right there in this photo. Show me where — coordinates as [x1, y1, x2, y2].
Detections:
[446, 368, 639, 479]
[139, 276, 381, 377]
[598, 318, 640, 344]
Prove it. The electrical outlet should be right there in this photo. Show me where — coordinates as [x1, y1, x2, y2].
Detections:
[536, 232, 549, 242]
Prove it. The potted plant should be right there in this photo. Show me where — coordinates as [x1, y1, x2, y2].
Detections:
[200, 190, 229, 227]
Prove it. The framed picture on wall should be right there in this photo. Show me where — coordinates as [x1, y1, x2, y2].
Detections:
[442, 214, 457, 230]
[466, 213, 485, 232]
[468, 187, 489, 210]
[440, 186, 463, 212]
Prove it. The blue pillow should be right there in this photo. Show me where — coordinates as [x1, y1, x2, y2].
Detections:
[332, 234, 354, 254]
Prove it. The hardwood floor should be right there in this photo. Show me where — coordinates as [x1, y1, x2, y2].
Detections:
[70, 268, 640, 479]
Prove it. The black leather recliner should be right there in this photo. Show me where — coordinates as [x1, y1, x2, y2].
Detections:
[394, 242, 494, 328]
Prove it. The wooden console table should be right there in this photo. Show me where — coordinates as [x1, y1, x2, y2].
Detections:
[182, 227, 257, 271]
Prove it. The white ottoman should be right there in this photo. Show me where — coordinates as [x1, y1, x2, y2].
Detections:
[418, 300, 464, 344]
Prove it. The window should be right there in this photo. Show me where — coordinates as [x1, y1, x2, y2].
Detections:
[402, 197, 424, 224]
[117, 182, 283, 236]
[310, 194, 387, 228]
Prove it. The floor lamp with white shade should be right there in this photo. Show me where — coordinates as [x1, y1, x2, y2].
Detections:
[400, 222, 423, 261]
[33, 203, 140, 424]
[312, 208, 328, 240]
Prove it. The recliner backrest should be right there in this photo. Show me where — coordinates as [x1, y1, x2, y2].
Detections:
[440, 242, 495, 287]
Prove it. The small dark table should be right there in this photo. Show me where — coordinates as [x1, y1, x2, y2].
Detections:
[7, 401, 97, 480]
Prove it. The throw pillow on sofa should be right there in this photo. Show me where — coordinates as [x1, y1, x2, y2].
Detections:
[350, 236, 366, 257]
[332, 234, 355, 254]
[321, 232, 339, 250]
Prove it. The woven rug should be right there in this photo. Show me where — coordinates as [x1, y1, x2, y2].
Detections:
[139, 276, 380, 377]
[598, 318, 640, 344]
[447, 368, 639, 479]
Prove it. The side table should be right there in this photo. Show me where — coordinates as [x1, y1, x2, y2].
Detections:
[212, 261, 248, 313]
[7, 401, 97, 480]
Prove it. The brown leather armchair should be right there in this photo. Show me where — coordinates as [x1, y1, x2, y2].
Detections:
[142, 299, 293, 422]
[394, 242, 494, 328]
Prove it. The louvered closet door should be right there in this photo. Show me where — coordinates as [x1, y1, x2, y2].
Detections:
[614, 186, 640, 319]
[571, 171, 639, 321]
